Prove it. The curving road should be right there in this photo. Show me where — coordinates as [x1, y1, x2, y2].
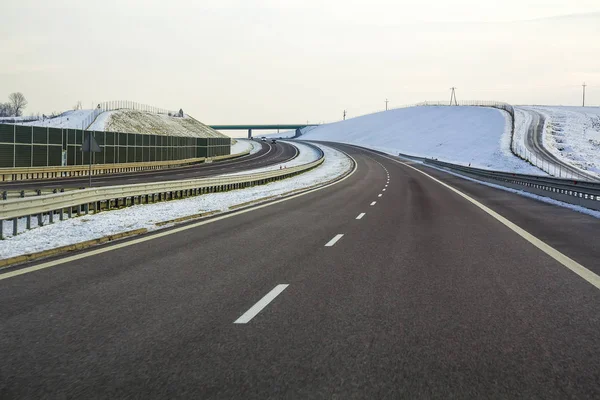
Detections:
[523, 109, 598, 181]
[0, 141, 297, 192]
[0, 142, 599, 398]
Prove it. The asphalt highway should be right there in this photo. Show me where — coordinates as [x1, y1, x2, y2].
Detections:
[0, 140, 297, 191]
[1, 142, 599, 398]
[524, 110, 598, 182]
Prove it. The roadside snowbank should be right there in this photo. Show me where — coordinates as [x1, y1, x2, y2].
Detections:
[230, 139, 253, 155]
[299, 106, 541, 174]
[224, 141, 318, 175]
[513, 107, 533, 155]
[0, 143, 351, 260]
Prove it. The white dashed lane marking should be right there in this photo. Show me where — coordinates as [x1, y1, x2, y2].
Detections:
[378, 194, 383, 197]
[356, 213, 366, 220]
[234, 284, 289, 324]
[325, 234, 344, 247]
[370, 201, 377, 206]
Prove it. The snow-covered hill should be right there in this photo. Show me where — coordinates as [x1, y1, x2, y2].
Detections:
[18, 110, 96, 129]
[89, 109, 226, 138]
[9, 108, 227, 139]
[298, 106, 541, 174]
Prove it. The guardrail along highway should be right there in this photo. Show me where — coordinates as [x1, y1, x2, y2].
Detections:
[0, 141, 295, 192]
[1, 141, 599, 398]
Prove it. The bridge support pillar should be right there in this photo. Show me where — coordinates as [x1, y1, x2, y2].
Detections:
[248, 128, 252, 139]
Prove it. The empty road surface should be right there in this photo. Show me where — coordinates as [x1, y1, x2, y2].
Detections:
[1, 142, 599, 398]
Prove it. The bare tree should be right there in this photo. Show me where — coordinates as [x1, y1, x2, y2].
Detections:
[9, 92, 28, 117]
[0, 103, 13, 117]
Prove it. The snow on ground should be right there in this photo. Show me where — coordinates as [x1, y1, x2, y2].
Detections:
[19, 109, 96, 129]
[513, 107, 533, 156]
[299, 106, 542, 174]
[522, 106, 600, 179]
[0, 143, 351, 260]
[88, 110, 113, 131]
[0, 116, 40, 123]
[224, 141, 318, 176]
[230, 139, 253, 155]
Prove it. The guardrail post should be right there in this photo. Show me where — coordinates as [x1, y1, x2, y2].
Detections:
[0, 220, 3, 240]
[38, 214, 43, 227]
[26, 215, 31, 230]
[60, 208, 64, 220]
[49, 211, 54, 224]
[12, 218, 17, 236]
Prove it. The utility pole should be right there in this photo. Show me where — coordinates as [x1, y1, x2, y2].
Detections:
[385, 99, 389, 111]
[449, 87, 458, 106]
[582, 82, 587, 107]
[343, 110, 347, 120]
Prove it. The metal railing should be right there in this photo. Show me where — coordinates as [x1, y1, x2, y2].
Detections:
[0, 149, 248, 182]
[397, 152, 600, 211]
[0, 149, 324, 238]
[82, 101, 179, 129]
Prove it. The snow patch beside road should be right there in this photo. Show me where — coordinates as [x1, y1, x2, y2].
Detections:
[224, 141, 318, 176]
[0, 143, 351, 260]
[230, 139, 253, 155]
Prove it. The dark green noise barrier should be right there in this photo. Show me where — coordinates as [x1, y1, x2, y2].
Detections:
[0, 124, 231, 168]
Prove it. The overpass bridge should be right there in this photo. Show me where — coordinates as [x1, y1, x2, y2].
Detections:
[209, 124, 319, 138]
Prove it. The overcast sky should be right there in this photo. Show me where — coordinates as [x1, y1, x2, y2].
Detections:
[1, 0, 599, 125]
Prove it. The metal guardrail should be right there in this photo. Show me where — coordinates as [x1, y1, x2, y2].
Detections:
[397, 152, 600, 211]
[0, 150, 249, 182]
[0, 148, 324, 239]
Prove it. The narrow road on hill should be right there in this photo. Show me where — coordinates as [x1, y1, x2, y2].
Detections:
[1, 142, 599, 398]
[0, 141, 297, 192]
[523, 108, 598, 181]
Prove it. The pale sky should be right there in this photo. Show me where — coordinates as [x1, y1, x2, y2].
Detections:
[1, 0, 599, 127]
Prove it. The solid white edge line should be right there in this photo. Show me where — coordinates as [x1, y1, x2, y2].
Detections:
[364, 149, 600, 290]
[356, 213, 366, 220]
[0, 146, 359, 281]
[234, 284, 289, 324]
[325, 234, 344, 247]
[370, 201, 376, 206]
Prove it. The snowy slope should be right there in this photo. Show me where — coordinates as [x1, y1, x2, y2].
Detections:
[19, 109, 96, 129]
[299, 106, 542, 174]
[522, 106, 600, 179]
[88, 109, 227, 138]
